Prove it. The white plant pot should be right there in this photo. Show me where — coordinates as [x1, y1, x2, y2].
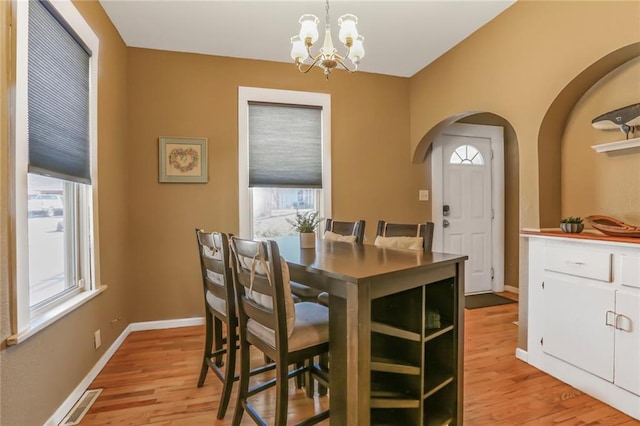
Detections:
[299, 232, 315, 249]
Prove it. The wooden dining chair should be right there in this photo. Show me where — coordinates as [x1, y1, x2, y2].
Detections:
[375, 220, 435, 252]
[195, 229, 275, 419]
[194, 229, 238, 419]
[229, 237, 330, 426]
[291, 218, 366, 304]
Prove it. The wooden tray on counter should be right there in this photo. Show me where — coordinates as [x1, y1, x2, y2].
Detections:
[586, 215, 640, 238]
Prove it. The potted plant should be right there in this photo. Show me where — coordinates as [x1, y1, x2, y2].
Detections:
[288, 211, 320, 248]
[560, 216, 584, 233]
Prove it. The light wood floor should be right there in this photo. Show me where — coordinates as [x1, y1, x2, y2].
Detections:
[81, 293, 638, 425]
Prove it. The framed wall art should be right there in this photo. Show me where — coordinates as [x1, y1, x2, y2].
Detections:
[158, 137, 208, 183]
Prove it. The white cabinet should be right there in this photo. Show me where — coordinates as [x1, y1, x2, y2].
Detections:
[615, 290, 640, 395]
[524, 234, 640, 420]
[542, 278, 615, 381]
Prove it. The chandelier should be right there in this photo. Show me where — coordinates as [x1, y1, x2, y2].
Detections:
[290, 0, 365, 79]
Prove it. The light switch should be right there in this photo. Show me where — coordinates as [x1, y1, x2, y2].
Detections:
[419, 190, 429, 201]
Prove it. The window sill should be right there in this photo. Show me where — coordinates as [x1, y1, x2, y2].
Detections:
[6, 286, 107, 346]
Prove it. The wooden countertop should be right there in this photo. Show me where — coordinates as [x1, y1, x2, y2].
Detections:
[521, 229, 640, 245]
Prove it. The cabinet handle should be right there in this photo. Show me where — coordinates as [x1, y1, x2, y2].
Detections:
[615, 314, 633, 332]
[605, 310, 616, 327]
[566, 260, 586, 266]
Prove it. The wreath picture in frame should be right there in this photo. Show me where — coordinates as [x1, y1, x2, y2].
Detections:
[159, 137, 208, 183]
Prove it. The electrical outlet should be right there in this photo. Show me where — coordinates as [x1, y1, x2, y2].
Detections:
[419, 190, 429, 201]
[94, 329, 101, 349]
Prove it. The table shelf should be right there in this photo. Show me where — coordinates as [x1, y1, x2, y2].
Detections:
[370, 390, 421, 409]
[425, 324, 454, 342]
[371, 356, 421, 375]
[370, 277, 460, 425]
[372, 321, 422, 342]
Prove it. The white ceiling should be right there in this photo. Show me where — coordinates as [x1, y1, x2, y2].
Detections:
[98, 0, 515, 78]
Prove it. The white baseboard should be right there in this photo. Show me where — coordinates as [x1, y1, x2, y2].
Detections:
[129, 317, 205, 332]
[504, 285, 519, 294]
[45, 317, 205, 426]
[515, 348, 528, 362]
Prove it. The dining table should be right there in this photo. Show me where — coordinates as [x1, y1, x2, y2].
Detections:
[274, 236, 467, 425]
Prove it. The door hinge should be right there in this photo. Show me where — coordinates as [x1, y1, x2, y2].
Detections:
[540, 337, 543, 346]
[491, 267, 494, 280]
[541, 281, 544, 289]
[491, 149, 495, 160]
[491, 209, 495, 219]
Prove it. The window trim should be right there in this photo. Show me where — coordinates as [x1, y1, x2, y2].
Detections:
[10, 0, 102, 344]
[449, 144, 485, 165]
[238, 87, 331, 238]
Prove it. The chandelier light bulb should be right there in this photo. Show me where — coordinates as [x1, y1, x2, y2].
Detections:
[290, 36, 309, 62]
[338, 14, 358, 46]
[299, 15, 320, 45]
[348, 35, 365, 63]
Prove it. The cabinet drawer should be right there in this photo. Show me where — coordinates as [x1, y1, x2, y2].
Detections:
[544, 246, 612, 282]
[621, 254, 640, 289]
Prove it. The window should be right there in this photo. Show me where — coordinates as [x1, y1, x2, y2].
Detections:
[10, 0, 101, 343]
[449, 144, 485, 165]
[238, 88, 331, 238]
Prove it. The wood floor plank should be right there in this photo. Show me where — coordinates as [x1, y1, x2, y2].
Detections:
[80, 296, 638, 425]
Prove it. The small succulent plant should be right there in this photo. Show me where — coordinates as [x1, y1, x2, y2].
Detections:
[560, 216, 583, 224]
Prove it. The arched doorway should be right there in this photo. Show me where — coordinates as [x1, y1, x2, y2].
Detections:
[431, 123, 504, 294]
[418, 113, 520, 296]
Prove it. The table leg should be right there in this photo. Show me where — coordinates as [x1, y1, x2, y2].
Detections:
[329, 283, 371, 425]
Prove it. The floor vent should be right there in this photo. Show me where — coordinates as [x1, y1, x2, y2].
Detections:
[59, 388, 103, 426]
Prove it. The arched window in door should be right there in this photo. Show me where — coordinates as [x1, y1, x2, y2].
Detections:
[449, 144, 485, 165]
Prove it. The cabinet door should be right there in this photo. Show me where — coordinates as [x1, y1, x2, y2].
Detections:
[543, 277, 615, 381]
[615, 290, 640, 396]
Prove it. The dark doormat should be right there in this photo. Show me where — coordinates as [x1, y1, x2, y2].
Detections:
[465, 293, 517, 309]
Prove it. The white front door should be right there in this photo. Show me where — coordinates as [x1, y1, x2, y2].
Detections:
[431, 123, 504, 294]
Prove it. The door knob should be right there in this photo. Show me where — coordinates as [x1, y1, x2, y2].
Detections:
[443, 219, 450, 228]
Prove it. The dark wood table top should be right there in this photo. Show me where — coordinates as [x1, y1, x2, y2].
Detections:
[271, 236, 467, 283]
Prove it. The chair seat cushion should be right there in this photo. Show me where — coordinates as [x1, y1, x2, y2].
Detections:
[247, 302, 329, 351]
[324, 230, 357, 243]
[374, 235, 423, 251]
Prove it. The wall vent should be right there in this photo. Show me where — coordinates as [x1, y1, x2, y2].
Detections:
[59, 388, 102, 426]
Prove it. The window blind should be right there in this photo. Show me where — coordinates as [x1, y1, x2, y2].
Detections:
[28, 0, 91, 184]
[248, 102, 322, 188]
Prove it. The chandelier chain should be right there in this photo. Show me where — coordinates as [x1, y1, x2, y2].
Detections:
[325, 0, 330, 27]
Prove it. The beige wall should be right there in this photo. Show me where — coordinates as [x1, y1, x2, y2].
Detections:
[562, 57, 640, 224]
[126, 49, 426, 322]
[409, 0, 640, 349]
[0, 1, 130, 424]
[410, 0, 640, 229]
